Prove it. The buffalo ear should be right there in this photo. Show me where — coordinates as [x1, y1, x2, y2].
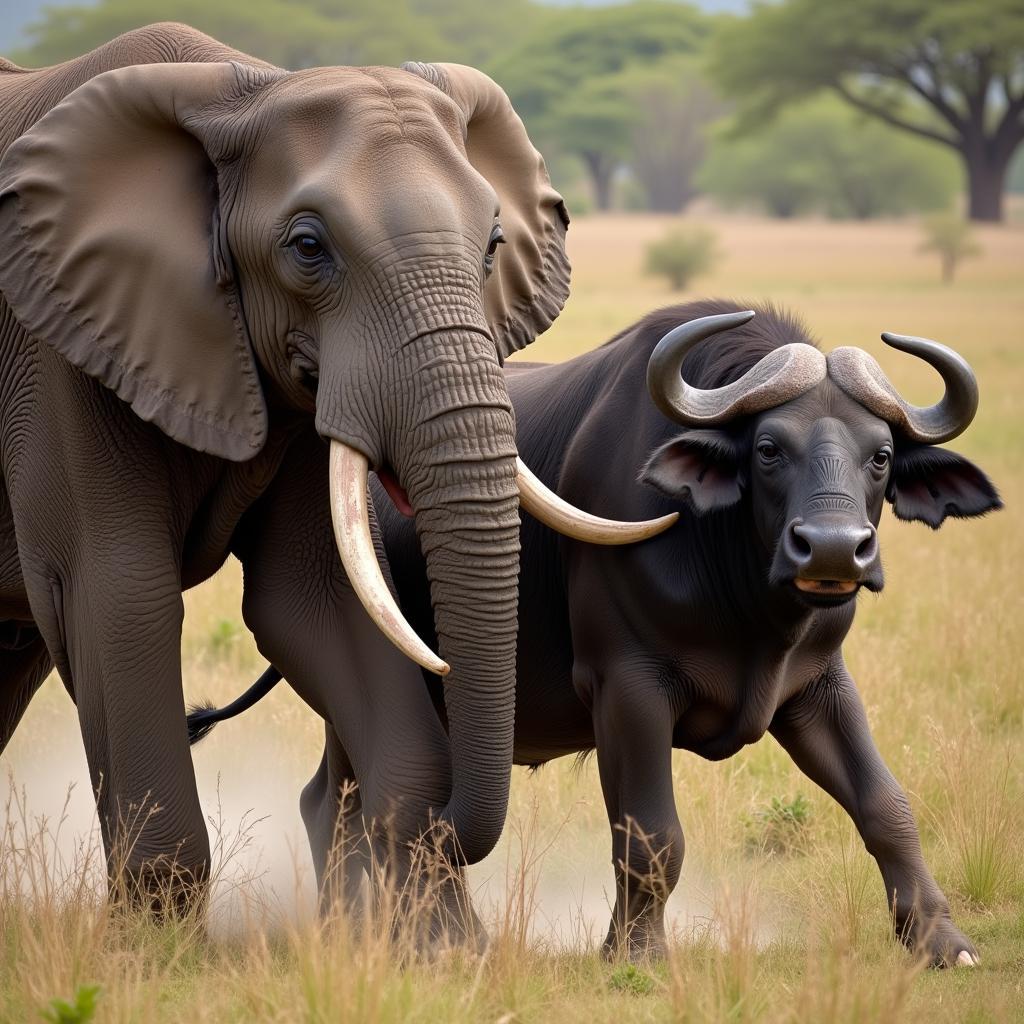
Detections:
[888, 444, 1002, 528]
[640, 430, 743, 514]
[0, 62, 278, 461]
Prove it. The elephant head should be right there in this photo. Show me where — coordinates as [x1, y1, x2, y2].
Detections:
[0, 56, 669, 863]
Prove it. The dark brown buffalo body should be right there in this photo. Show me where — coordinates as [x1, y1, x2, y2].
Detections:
[312, 300, 996, 962]
[0, 23, 573, 913]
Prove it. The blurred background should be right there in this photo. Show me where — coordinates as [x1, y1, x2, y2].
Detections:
[1, 0, 1022, 974]
[3, 0, 1023, 223]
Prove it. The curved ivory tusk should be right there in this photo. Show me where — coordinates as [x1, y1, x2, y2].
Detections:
[329, 441, 449, 677]
[517, 457, 678, 544]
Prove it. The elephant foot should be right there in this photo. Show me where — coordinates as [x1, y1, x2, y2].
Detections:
[901, 914, 978, 969]
[602, 914, 668, 962]
[373, 839, 487, 959]
[111, 858, 210, 920]
[393, 880, 487, 958]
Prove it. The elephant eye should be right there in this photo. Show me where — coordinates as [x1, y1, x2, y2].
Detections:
[484, 224, 505, 272]
[292, 235, 324, 262]
[871, 448, 891, 470]
[757, 441, 780, 462]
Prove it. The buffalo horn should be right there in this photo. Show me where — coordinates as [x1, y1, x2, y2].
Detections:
[827, 333, 979, 444]
[647, 311, 827, 426]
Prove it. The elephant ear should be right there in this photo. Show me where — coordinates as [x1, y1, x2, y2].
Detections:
[0, 61, 277, 461]
[403, 61, 570, 361]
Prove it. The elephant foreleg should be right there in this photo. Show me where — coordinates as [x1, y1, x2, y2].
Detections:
[236, 431, 483, 950]
[0, 479, 53, 745]
[75, 581, 208, 911]
[300, 722, 370, 915]
[770, 658, 976, 967]
[0, 630, 52, 753]
[19, 555, 209, 914]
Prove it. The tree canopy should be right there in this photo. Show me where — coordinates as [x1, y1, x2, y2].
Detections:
[698, 97, 960, 219]
[9, 0, 1014, 218]
[490, 2, 714, 210]
[710, 0, 1024, 221]
[12, 0, 545, 70]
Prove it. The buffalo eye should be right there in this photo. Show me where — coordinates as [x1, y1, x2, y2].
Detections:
[871, 449, 891, 470]
[293, 235, 324, 262]
[484, 224, 505, 272]
[757, 441, 780, 462]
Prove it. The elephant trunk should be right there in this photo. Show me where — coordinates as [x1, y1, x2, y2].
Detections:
[417, 462, 519, 863]
[394, 334, 520, 865]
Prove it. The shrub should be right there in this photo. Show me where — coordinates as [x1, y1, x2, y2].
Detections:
[745, 794, 812, 854]
[208, 617, 243, 658]
[609, 963, 657, 996]
[40, 985, 101, 1024]
[919, 212, 981, 283]
[644, 225, 717, 291]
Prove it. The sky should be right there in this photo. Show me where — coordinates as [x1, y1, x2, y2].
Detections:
[1, 0, 51, 52]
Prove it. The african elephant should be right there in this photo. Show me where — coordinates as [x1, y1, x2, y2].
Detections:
[0, 23, 666, 910]
[205, 300, 999, 964]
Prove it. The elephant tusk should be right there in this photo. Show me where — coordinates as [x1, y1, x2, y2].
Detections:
[329, 441, 450, 677]
[516, 457, 678, 545]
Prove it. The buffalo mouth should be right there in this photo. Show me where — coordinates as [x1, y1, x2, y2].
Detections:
[792, 577, 861, 607]
[794, 578, 858, 596]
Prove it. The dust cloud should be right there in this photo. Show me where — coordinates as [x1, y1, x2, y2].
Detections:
[2, 676, 739, 950]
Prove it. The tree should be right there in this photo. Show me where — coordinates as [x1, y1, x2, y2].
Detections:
[698, 97, 960, 219]
[608, 57, 727, 213]
[409, 0, 549, 69]
[698, 122, 822, 218]
[13, 0, 448, 70]
[548, 78, 634, 212]
[710, 0, 1024, 222]
[490, 2, 712, 210]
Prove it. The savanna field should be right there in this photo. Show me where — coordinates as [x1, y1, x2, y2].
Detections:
[2, 212, 1022, 1022]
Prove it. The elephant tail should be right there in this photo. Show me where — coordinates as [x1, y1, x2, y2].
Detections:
[186, 665, 283, 745]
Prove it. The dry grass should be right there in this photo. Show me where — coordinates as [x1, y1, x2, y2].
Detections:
[2, 212, 1023, 1021]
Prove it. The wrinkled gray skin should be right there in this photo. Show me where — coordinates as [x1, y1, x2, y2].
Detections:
[278, 301, 997, 963]
[0, 23, 569, 914]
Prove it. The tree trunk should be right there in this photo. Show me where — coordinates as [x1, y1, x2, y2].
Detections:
[963, 146, 1009, 223]
[582, 150, 615, 211]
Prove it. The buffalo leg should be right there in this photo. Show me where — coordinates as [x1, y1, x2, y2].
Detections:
[770, 657, 976, 966]
[593, 666, 682, 958]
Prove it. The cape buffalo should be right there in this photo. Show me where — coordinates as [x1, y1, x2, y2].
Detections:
[194, 299, 1000, 964]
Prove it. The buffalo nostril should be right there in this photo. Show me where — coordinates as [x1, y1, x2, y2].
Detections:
[854, 526, 878, 565]
[788, 522, 813, 561]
